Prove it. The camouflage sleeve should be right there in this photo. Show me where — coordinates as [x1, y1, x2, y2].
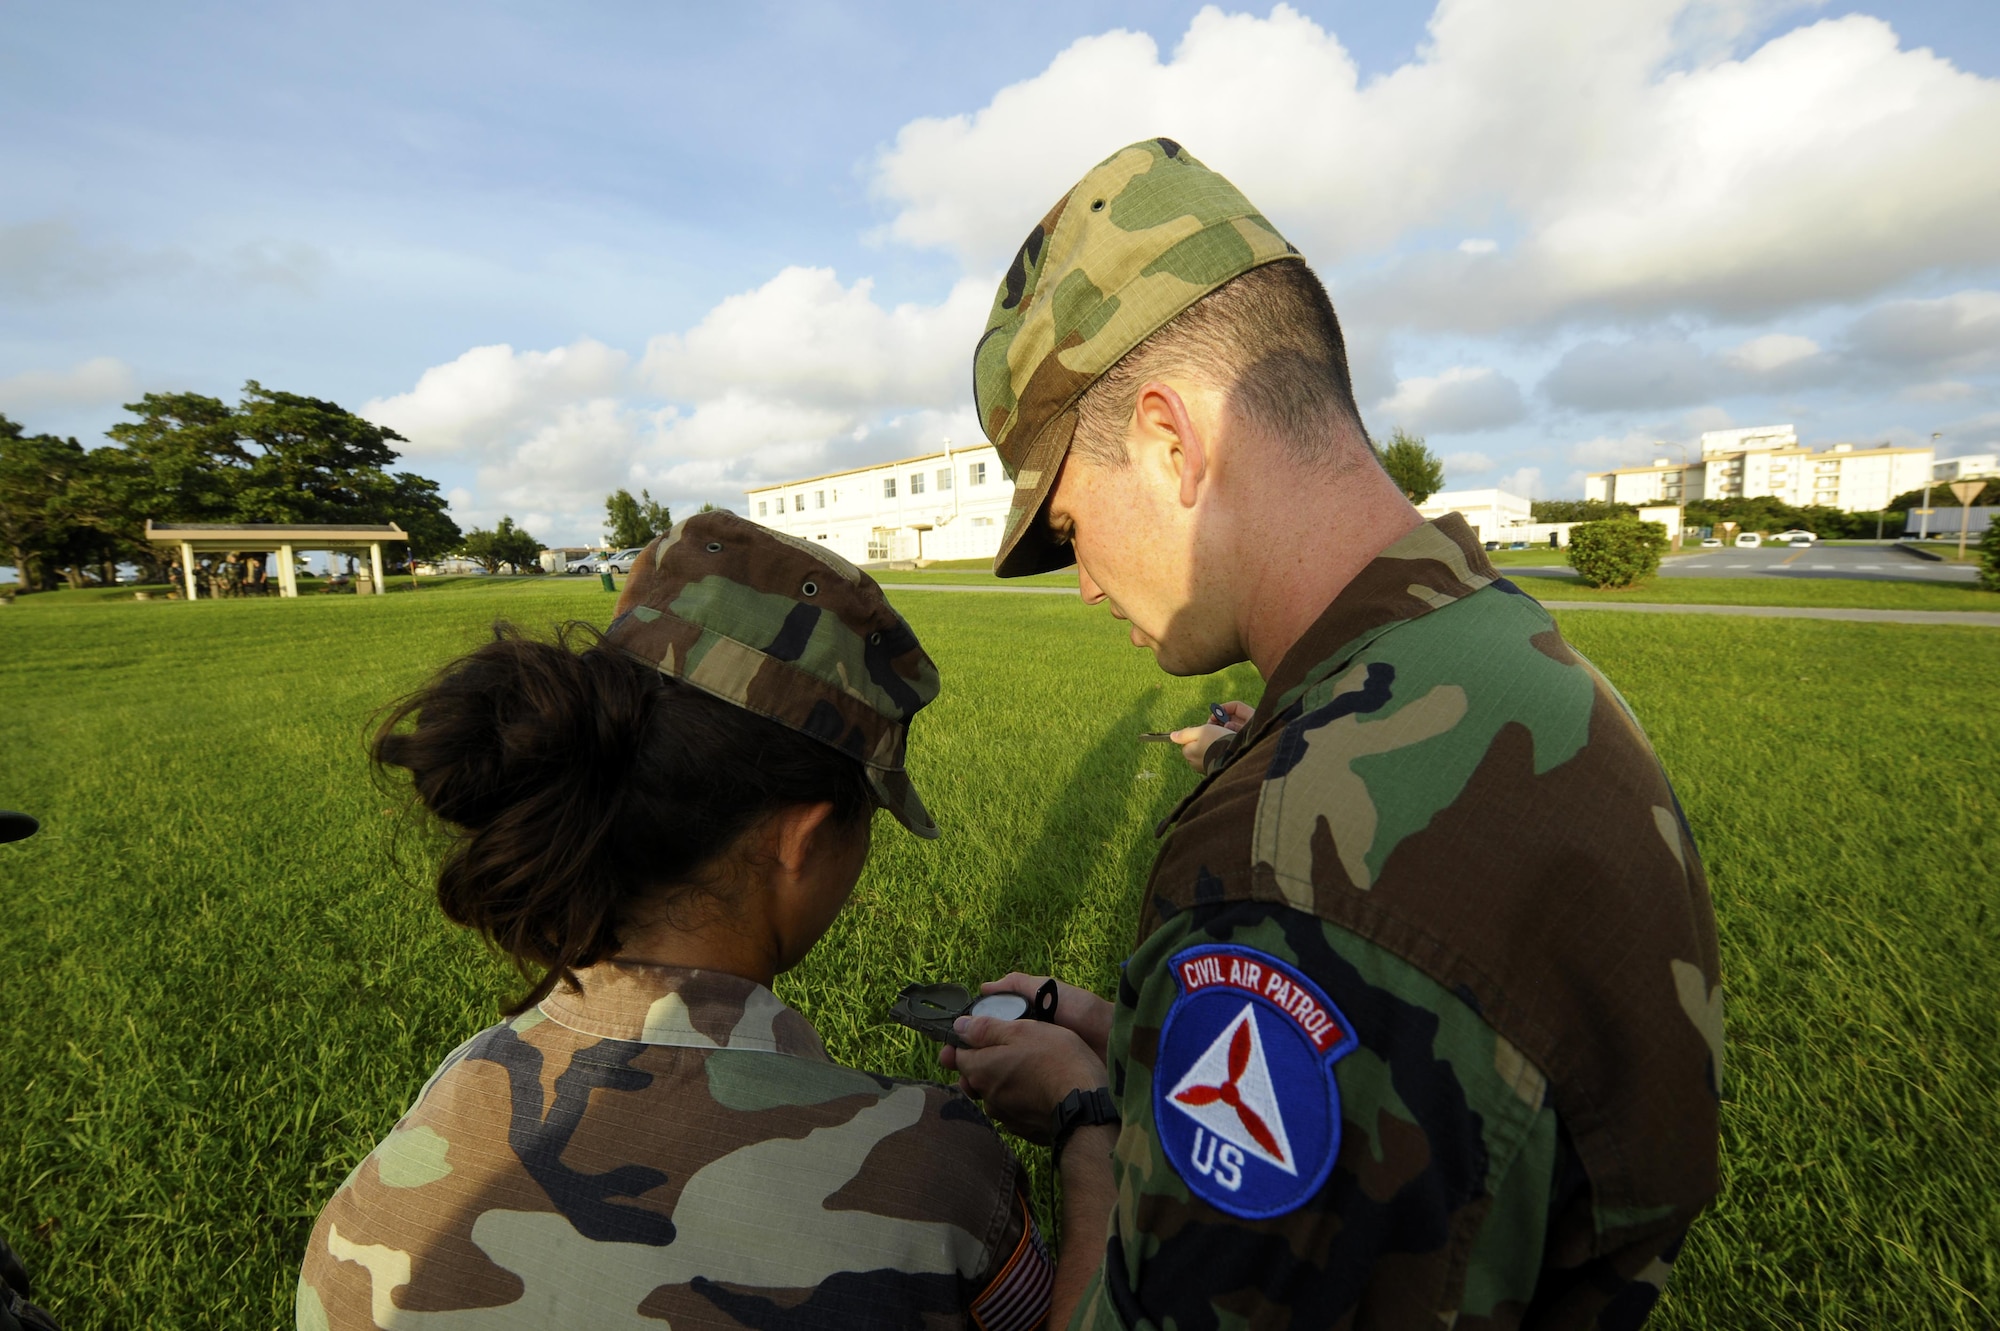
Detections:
[1070, 899, 1595, 1331]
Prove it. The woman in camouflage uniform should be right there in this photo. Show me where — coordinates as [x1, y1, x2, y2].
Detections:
[299, 512, 1051, 1331]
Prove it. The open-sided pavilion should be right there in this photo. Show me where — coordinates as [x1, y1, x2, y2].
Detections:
[145, 521, 409, 599]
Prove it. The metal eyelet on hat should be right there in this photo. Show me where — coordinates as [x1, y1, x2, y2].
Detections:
[868, 631, 882, 645]
[802, 580, 818, 597]
[705, 541, 722, 553]
[1090, 198, 1105, 211]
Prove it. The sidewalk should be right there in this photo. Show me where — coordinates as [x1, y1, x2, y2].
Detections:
[879, 582, 2000, 627]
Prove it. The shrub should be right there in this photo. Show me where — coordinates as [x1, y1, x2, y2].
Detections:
[1979, 520, 2000, 592]
[1567, 519, 1669, 589]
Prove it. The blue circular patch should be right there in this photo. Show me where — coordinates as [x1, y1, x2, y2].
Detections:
[1153, 945, 1357, 1220]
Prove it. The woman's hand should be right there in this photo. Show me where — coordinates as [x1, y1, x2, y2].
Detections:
[970, 973, 1113, 1063]
[1167, 699, 1253, 773]
[939, 1016, 1106, 1143]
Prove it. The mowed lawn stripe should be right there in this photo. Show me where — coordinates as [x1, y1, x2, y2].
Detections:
[0, 586, 1994, 1329]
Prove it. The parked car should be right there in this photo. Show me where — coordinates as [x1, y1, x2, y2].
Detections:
[1701, 537, 1724, 547]
[568, 552, 606, 573]
[603, 547, 648, 574]
[1735, 532, 1764, 548]
[1774, 529, 1818, 544]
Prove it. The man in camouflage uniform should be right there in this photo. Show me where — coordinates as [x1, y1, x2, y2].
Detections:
[948, 140, 1722, 1329]
[300, 513, 1054, 1329]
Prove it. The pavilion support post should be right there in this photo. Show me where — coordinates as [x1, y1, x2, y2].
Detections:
[370, 543, 385, 593]
[180, 541, 199, 601]
[278, 543, 298, 598]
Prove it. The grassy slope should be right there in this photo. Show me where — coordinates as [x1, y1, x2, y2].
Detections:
[0, 585, 1995, 1328]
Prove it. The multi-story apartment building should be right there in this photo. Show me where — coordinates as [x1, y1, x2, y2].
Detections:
[744, 442, 1012, 565]
[1585, 425, 1932, 513]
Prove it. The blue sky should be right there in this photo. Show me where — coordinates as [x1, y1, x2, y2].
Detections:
[5, 1, 1998, 544]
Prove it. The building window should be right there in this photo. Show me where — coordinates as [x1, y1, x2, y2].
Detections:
[937, 468, 952, 490]
[868, 527, 895, 561]
[971, 517, 993, 528]
[793, 494, 804, 512]
[883, 478, 896, 498]
[815, 490, 825, 509]
[970, 462, 987, 485]
[910, 472, 926, 495]
[757, 501, 767, 516]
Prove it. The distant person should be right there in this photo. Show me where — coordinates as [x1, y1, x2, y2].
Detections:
[299, 513, 1052, 1330]
[943, 139, 1722, 1329]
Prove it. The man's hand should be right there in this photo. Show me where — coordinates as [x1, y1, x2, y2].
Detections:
[975, 973, 1114, 1063]
[1168, 699, 1253, 772]
[939, 1016, 1106, 1142]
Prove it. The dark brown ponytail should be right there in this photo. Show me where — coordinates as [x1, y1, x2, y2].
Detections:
[373, 621, 874, 1012]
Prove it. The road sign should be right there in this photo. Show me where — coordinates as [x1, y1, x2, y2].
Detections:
[1948, 479, 1985, 560]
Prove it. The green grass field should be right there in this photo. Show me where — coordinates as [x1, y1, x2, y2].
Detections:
[1, 580, 1995, 1328]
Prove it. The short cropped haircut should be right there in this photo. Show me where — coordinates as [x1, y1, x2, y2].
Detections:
[1071, 258, 1369, 469]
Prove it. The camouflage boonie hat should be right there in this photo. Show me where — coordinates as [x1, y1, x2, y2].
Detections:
[605, 511, 941, 838]
[974, 137, 1299, 577]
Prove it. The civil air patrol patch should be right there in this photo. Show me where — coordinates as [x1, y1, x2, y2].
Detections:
[1154, 945, 1357, 1219]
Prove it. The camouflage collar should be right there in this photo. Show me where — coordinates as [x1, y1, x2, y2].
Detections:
[1152, 515, 1502, 842]
[1242, 514, 1499, 755]
[538, 961, 831, 1060]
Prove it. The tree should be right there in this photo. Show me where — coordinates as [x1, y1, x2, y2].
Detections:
[1979, 519, 2000, 593]
[460, 516, 542, 574]
[1567, 519, 1669, 589]
[0, 418, 87, 592]
[1374, 428, 1445, 505]
[231, 381, 407, 524]
[1532, 499, 1636, 523]
[377, 472, 461, 564]
[605, 488, 670, 549]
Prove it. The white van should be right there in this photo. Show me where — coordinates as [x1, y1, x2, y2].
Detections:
[1734, 532, 1763, 548]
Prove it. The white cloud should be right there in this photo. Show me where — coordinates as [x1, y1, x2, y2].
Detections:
[639, 267, 988, 410]
[1457, 238, 1498, 255]
[1373, 366, 1526, 434]
[1845, 290, 2000, 371]
[1444, 450, 1494, 474]
[874, 2, 2000, 329]
[1725, 333, 1820, 373]
[1494, 466, 1545, 498]
[364, 271, 986, 543]
[0, 357, 139, 414]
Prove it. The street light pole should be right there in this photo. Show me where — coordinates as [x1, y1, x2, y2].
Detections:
[1920, 432, 1940, 541]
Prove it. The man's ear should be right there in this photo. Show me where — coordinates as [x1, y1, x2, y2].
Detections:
[1132, 380, 1208, 508]
[772, 801, 838, 880]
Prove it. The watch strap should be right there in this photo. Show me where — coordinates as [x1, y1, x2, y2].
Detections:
[1050, 1087, 1119, 1165]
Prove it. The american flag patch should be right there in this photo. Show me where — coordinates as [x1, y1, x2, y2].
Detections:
[971, 1191, 1053, 1331]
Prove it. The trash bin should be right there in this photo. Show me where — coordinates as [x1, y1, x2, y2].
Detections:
[599, 570, 616, 593]
[355, 573, 374, 596]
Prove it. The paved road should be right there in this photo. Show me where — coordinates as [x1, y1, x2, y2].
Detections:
[880, 582, 1999, 626]
[1505, 543, 1977, 583]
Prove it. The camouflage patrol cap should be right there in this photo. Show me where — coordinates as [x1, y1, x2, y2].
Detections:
[974, 137, 1299, 577]
[605, 511, 941, 838]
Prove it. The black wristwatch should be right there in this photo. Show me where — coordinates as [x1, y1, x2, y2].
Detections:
[1050, 1087, 1120, 1165]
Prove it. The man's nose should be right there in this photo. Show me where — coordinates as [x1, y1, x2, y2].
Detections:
[1077, 562, 1107, 606]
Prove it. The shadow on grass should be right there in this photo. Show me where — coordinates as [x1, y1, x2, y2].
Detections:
[970, 686, 1186, 991]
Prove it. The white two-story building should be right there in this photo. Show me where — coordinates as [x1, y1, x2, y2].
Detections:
[744, 442, 1012, 565]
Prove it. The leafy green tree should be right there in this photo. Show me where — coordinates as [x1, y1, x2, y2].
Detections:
[375, 472, 461, 564]
[1374, 428, 1446, 505]
[605, 488, 671, 549]
[1567, 519, 1669, 589]
[460, 516, 542, 574]
[0, 417, 88, 591]
[1978, 519, 2000, 592]
[1531, 499, 1636, 523]
[231, 381, 407, 523]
